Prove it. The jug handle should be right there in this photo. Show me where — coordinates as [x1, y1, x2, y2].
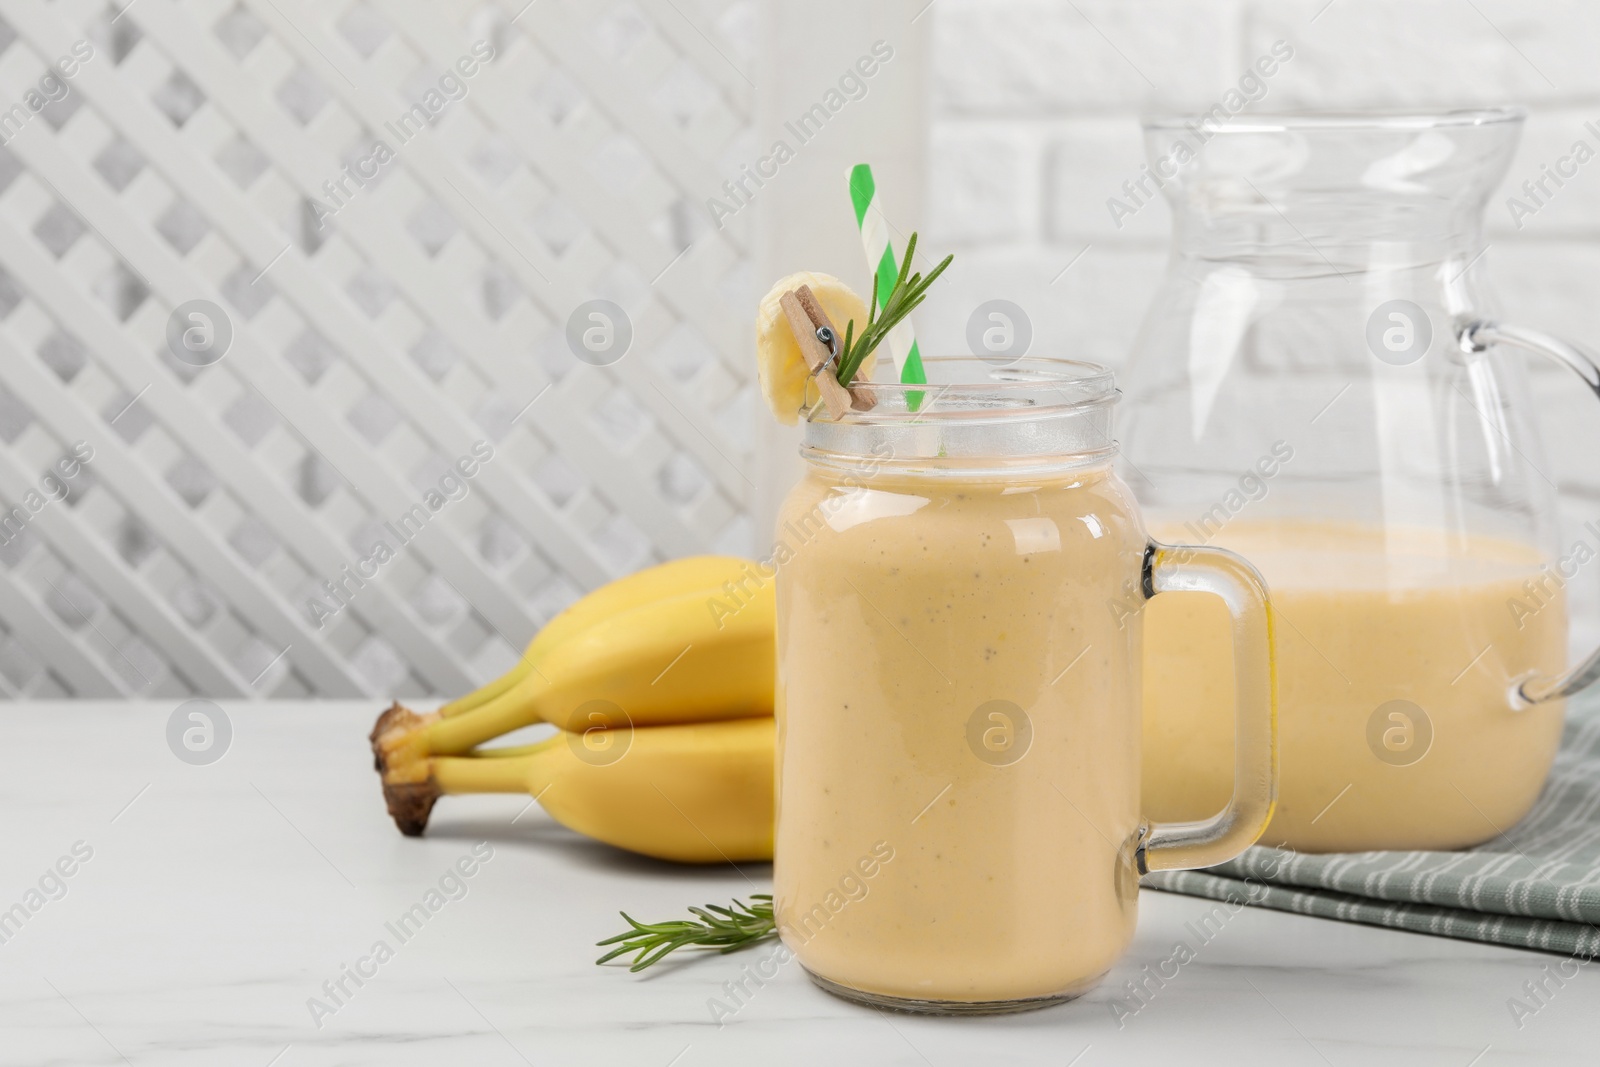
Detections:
[1135, 541, 1279, 874]
[1461, 318, 1600, 705]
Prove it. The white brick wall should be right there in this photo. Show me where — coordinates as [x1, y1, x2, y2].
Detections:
[1245, 0, 1600, 107]
[922, 0, 1600, 643]
[932, 0, 1237, 114]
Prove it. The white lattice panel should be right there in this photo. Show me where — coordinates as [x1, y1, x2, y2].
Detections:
[0, 0, 757, 698]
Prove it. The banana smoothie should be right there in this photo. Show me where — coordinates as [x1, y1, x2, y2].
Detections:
[1143, 520, 1566, 852]
[774, 464, 1150, 1005]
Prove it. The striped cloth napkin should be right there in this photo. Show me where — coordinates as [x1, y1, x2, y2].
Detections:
[1144, 692, 1600, 959]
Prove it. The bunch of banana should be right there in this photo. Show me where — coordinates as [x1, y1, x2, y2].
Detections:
[370, 556, 776, 863]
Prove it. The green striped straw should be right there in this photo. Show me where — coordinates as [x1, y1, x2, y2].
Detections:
[849, 164, 926, 405]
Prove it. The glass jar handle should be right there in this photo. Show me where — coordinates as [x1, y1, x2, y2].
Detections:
[1136, 541, 1279, 874]
[1461, 319, 1600, 704]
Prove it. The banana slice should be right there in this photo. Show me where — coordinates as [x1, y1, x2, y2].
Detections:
[755, 272, 873, 425]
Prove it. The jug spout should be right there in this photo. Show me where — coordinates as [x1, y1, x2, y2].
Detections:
[1141, 108, 1525, 267]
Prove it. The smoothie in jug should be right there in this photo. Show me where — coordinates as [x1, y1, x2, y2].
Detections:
[1143, 519, 1566, 852]
[1118, 107, 1590, 853]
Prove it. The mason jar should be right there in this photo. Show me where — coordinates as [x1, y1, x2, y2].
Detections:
[772, 357, 1278, 1013]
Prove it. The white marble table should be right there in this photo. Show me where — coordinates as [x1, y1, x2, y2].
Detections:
[2, 702, 1594, 1065]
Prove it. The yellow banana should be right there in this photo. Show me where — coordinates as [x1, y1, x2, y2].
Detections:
[382, 718, 775, 864]
[373, 556, 774, 773]
[436, 555, 764, 719]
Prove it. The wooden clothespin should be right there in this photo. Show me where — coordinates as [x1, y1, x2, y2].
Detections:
[778, 285, 857, 420]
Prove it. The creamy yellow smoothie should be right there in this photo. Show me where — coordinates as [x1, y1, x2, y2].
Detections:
[774, 463, 1149, 1005]
[1143, 520, 1566, 852]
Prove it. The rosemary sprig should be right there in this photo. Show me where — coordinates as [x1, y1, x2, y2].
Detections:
[835, 232, 954, 387]
[595, 894, 777, 972]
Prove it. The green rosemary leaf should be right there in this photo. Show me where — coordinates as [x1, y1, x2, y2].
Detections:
[900, 233, 919, 289]
[596, 894, 778, 972]
[833, 232, 954, 388]
[595, 943, 640, 965]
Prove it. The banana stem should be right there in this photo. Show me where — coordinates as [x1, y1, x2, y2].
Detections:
[432, 750, 546, 795]
[426, 673, 550, 755]
[437, 659, 534, 718]
[471, 742, 549, 759]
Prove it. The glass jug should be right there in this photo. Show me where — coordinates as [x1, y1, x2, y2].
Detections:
[772, 358, 1276, 1013]
[1121, 108, 1600, 853]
